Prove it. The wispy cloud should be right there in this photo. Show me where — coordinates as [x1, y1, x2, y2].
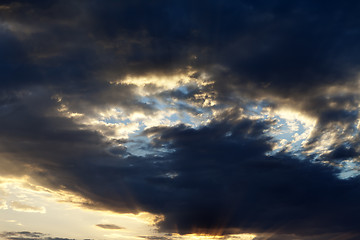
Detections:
[95, 224, 125, 230]
[9, 201, 46, 214]
[0, 231, 85, 240]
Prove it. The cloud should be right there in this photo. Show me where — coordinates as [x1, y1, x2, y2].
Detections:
[3, 112, 353, 237]
[1, 0, 359, 135]
[138, 119, 360, 237]
[138, 236, 170, 240]
[0, 231, 92, 240]
[0, 1, 360, 239]
[95, 224, 125, 230]
[0, 231, 45, 239]
[9, 201, 46, 213]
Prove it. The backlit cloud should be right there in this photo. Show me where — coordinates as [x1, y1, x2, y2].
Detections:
[1, 1, 360, 240]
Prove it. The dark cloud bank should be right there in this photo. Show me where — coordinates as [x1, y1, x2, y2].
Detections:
[1, 1, 360, 239]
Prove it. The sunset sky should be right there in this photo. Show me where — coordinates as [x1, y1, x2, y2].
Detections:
[1, 1, 360, 240]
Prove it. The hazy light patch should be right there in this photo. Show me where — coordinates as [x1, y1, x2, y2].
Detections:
[0, 20, 42, 37]
[181, 234, 224, 239]
[224, 234, 257, 240]
[9, 201, 46, 214]
[166, 233, 256, 240]
[323, 82, 360, 97]
[0, 177, 49, 214]
[0, 199, 7, 210]
[104, 233, 144, 239]
[170, 233, 224, 239]
[0, 5, 11, 10]
[5, 220, 17, 223]
[0, 177, 163, 240]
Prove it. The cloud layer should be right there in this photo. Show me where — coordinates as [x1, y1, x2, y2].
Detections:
[1, 1, 360, 239]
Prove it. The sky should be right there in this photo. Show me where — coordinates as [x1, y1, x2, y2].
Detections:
[1, 0, 360, 239]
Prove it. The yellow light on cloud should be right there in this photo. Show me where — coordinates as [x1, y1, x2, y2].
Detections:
[170, 233, 257, 240]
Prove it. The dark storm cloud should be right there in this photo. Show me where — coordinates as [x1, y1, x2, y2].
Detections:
[23, 114, 359, 238]
[139, 119, 360, 237]
[4, 87, 360, 238]
[206, 1, 360, 93]
[323, 144, 359, 162]
[1, 91, 360, 238]
[1, 0, 360, 239]
[0, 28, 40, 90]
[2, 0, 360, 119]
[0, 1, 162, 116]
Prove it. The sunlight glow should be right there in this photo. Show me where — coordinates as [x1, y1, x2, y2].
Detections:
[0, 177, 161, 239]
[170, 233, 257, 240]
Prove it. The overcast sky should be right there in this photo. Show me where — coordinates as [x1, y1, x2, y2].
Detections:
[1, 1, 360, 240]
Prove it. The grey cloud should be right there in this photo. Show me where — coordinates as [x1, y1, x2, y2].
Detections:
[0, 231, 45, 239]
[138, 236, 170, 240]
[0, 231, 83, 240]
[2, 0, 360, 129]
[95, 224, 124, 230]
